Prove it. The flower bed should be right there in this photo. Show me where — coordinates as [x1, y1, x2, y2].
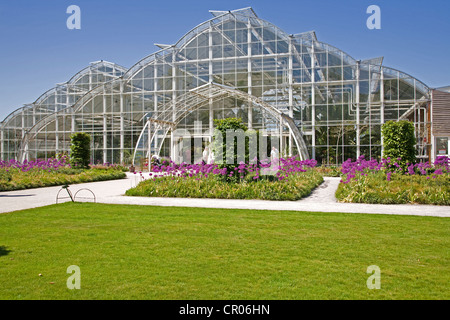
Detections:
[0, 158, 126, 191]
[336, 156, 450, 205]
[126, 157, 323, 201]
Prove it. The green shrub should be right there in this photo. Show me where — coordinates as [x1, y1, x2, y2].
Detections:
[381, 120, 416, 167]
[213, 117, 248, 165]
[56, 168, 83, 175]
[70, 132, 91, 168]
[89, 164, 129, 172]
[212, 117, 265, 182]
[0, 169, 13, 190]
[0, 169, 12, 182]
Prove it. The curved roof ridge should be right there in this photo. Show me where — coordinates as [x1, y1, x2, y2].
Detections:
[124, 8, 297, 80]
[0, 60, 127, 125]
[92, 8, 431, 99]
[122, 46, 171, 79]
[29, 60, 127, 110]
[0, 105, 30, 128]
[378, 65, 430, 94]
[66, 60, 127, 85]
[174, 9, 294, 48]
[209, 7, 257, 18]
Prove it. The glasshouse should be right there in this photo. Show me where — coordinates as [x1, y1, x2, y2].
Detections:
[1, 7, 448, 166]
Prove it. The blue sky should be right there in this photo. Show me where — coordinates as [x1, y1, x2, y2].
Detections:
[0, 0, 449, 120]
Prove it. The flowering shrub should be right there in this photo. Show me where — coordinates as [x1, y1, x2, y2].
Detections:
[0, 157, 125, 191]
[434, 155, 450, 171]
[0, 156, 71, 172]
[340, 155, 449, 184]
[126, 157, 323, 201]
[336, 155, 450, 205]
[146, 156, 317, 182]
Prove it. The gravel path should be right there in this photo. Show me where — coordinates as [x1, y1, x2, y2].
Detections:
[0, 174, 449, 217]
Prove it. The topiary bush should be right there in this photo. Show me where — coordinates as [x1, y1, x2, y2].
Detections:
[381, 120, 416, 168]
[212, 118, 250, 182]
[70, 132, 91, 168]
[212, 117, 249, 164]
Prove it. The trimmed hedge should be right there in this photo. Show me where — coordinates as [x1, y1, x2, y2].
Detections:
[382, 120, 416, 167]
[70, 132, 91, 168]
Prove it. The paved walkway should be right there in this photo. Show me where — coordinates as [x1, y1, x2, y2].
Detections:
[0, 173, 449, 217]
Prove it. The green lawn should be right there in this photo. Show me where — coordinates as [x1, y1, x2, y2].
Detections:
[0, 203, 448, 299]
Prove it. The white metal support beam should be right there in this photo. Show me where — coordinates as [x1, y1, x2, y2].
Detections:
[119, 82, 125, 164]
[356, 61, 361, 158]
[154, 59, 159, 153]
[103, 90, 107, 164]
[55, 115, 59, 154]
[209, 24, 214, 142]
[212, 24, 247, 57]
[0, 128, 4, 161]
[279, 113, 283, 157]
[171, 48, 177, 160]
[247, 19, 253, 130]
[311, 43, 316, 160]
[290, 41, 325, 101]
[147, 117, 151, 171]
[288, 36, 294, 156]
[21, 111, 25, 141]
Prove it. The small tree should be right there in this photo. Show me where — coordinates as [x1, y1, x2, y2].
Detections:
[212, 118, 260, 181]
[381, 120, 416, 167]
[70, 132, 91, 168]
[213, 117, 248, 165]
